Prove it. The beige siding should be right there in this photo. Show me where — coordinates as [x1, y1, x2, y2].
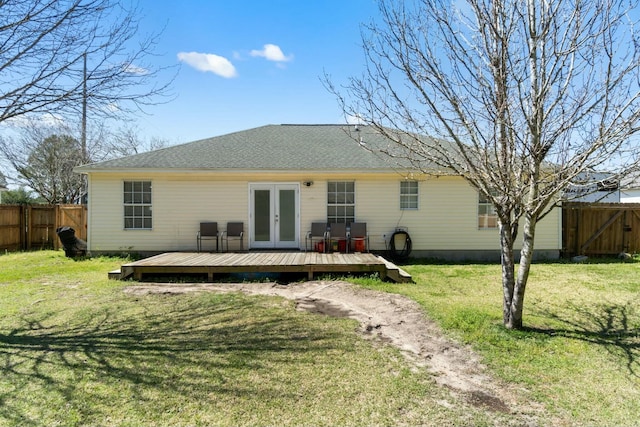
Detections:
[88, 173, 249, 252]
[355, 176, 560, 251]
[86, 171, 561, 253]
[299, 180, 327, 249]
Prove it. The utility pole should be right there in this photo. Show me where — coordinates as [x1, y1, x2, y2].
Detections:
[80, 52, 88, 204]
[82, 52, 87, 163]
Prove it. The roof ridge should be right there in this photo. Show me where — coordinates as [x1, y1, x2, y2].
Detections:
[279, 123, 351, 127]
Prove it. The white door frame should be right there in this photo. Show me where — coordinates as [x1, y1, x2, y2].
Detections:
[249, 183, 300, 249]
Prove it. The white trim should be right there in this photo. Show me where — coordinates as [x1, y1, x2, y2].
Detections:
[76, 168, 403, 175]
[122, 179, 153, 230]
[327, 180, 356, 223]
[400, 180, 419, 210]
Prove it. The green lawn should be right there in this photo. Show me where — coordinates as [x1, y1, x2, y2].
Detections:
[351, 259, 640, 426]
[1, 251, 639, 426]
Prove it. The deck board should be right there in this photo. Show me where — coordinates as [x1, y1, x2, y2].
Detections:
[116, 251, 411, 283]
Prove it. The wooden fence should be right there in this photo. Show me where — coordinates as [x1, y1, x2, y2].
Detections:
[0, 204, 87, 252]
[562, 202, 640, 258]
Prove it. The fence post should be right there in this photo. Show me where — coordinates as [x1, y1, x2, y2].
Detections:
[55, 205, 61, 250]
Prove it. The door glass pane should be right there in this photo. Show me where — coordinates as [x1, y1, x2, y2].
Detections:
[279, 189, 295, 242]
[255, 190, 271, 241]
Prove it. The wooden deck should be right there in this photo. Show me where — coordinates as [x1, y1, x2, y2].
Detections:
[111, 251, 412, 283]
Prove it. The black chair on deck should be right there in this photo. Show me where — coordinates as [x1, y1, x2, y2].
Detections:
[196, 222, 219, 252]
[348, 222, 369, 253]
[306, 222, 328, 252]
[221, 222, 244, 252]
[329, 222, 348, 253]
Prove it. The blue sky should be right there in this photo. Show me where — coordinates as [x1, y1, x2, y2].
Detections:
[136, 0, 378, 144]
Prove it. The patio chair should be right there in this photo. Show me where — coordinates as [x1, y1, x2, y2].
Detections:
[329, 222, 349, 253]
[305, 222, 329, 252]
[196, 222, 219, 252]
[348, 222, 369, 253]
[221, 222, 244, 252]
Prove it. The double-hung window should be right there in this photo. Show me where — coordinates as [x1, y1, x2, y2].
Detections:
[478, 190, 498, 229]
[400, 181, 419, 210]
[327, 181, 355, 223]
[124, 181, 152, 229]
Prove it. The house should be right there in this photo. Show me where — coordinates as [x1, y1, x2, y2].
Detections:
[620, 174, 640, 203]
[75, 124, 561, 260]
[563, 172, 620, 203]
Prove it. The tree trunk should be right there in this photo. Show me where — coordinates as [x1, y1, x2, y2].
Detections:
[504, 213, 537, 329]
[499, 221, 517, 328]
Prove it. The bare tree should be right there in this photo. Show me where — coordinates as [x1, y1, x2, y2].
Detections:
[105, 125, 170, 158]
[0, 0, 172, 128]
[328, 0, 640, 329]
[6, 133, 85, 204]
[0, 120, 170, 202]
[0, 0, 173, 202]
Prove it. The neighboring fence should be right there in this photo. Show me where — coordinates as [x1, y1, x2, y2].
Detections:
[562, 202, 640, 258]
[0, 204, 87, 252]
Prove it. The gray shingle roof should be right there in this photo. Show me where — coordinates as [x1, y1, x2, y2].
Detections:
[76, 124, 413, 172]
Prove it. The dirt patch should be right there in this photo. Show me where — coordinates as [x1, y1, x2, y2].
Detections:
[125, 280, 540, 420]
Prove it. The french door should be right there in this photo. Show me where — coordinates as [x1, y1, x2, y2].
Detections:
[249, 183, 299, 249]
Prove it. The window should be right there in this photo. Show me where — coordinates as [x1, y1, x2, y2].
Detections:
[400, 181, 419, 210]
[478, 191, 498, 229]
[327, 181, 355, 223]
[124, 181, 152, 229]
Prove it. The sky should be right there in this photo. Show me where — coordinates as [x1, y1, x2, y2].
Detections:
[134, 0, 378, 144]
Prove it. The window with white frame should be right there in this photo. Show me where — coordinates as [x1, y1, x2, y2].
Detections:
[124, 181, 152, 229]
[400, 181, 419, 210]
[327, 181, 355, 223]
[478, 190, 498, 229]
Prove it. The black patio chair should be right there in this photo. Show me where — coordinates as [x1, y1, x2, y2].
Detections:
[196, 222, 219, 252]
[221, 222, 244, 252]
[305, 222, 328, 252]
[348, 222, 369, 253]
[329, 222, 348, 253]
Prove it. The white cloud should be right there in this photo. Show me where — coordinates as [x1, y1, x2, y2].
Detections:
[123, 63, 149, 75]
[177, 52, 238, 78]
[3, 113, 65, 128]
[249, 44, 293, 62]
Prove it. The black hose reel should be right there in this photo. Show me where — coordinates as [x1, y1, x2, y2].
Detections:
[388, 229, 412, 261]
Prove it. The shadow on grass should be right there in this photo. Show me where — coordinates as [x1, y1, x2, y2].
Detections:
[528, 300, 640, 377]
[0, 294, 344, 426]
